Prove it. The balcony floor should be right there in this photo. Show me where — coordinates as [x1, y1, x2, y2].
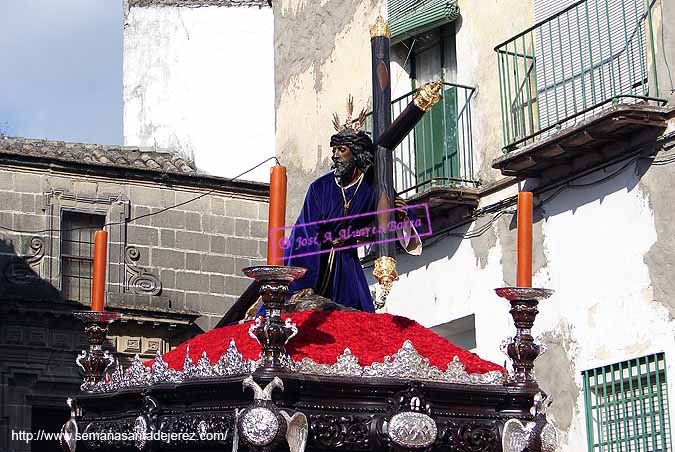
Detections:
[492, 104, 675, 178]
[407, 184, 480, 234]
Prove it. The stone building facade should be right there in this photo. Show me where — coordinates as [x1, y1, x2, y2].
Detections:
[274, 0, 675, 450]
[0, 136, 268, 452]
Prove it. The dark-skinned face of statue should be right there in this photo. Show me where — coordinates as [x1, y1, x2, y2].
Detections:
[331, 144, 357, 182]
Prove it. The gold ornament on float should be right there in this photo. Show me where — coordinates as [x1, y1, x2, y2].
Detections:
[373, 256, 398, 309]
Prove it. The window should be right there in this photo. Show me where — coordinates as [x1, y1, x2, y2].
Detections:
[430, 314, 476, 350]
[388, 6, 476, 193]
[389, 0, 460, 46]
[410, 25, 460, 185]
[60, 211, 106, 303]
[409, 24, 457, 85]
[583, 353, 672, 452]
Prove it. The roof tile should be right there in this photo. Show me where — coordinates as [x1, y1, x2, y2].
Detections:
[0, 136, 197, 174]
[129, 0, 269, 7]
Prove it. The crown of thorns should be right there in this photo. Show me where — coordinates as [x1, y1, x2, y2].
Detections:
[332, 95, 368, 132]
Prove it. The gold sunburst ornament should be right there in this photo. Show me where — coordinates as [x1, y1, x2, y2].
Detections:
[373, 256, 398, 310]
[332, 95, 368, 132]
[413, 81, 443, 112]
[369, 15, 391, 39]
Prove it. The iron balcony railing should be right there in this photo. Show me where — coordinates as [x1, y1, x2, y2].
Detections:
[366, 82, 478, 197]
[495, 0, 664, 151]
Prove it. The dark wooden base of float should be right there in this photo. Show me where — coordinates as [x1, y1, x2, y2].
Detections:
[71, 371, 536, 452]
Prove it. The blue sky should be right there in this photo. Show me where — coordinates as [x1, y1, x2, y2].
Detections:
[0, 0, 123, 144]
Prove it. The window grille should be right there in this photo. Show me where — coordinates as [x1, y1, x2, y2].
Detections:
[583, 353, 672, 452]
[60, 211, 106, 304]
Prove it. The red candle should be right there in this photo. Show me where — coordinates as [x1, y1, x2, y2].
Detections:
[91, 230, 108, 311]
[267, 165, 287, 265]
[516, 192, 533, 287]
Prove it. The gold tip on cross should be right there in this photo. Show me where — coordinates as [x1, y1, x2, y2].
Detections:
[413, 81, 443, 112]
[369, 15, 391, 39]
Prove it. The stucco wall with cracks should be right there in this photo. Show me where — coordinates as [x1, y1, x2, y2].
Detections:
[273, 0, 534, 220]
[641, 136, 675, 320]
[274, 0, 384, 223]
[123, 5, 275, 182]
[651, 0, 675, 106]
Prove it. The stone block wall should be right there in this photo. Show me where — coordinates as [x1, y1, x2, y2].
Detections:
[126, 186, 269, 330]
[0, 166, 269, 331]
[1, 159, 272, 452]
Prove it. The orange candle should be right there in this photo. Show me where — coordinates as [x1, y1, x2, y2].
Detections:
[516, 192, 533, 287]
[267, 165, 287, 265]
[91, 230, 108, 311]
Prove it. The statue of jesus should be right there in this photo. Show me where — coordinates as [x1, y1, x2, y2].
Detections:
[281, 98, 422, 312]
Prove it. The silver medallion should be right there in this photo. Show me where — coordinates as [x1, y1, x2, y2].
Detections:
[388, 412, 437, 448]
[240, 407, 279, 446]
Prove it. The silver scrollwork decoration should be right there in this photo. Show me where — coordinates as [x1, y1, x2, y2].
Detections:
[284, 318, 298, 342]
[502, 392, 560, 452]
[238, 377, 308, 452]
[92, 339, 503, 393]
[388, 412, 438, 448]
[59, 398, 79, 452]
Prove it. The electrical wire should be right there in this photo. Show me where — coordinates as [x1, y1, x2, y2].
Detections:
[392, 38, 416, 95]
[0, 155, 280, 235]
[352, 131, 675, 265]
[564, 156, 640, 188]
[647, 142, 675, 165]
[377, 135, 675, 254]
[449, 209, 510, 239]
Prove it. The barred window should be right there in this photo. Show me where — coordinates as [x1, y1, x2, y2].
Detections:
[60, 211, 106, 304]
[583, 353, 672, 452]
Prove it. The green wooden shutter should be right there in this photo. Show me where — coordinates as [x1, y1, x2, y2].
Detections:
[389, 0, 460, 44]
[414, 84, 459, 187]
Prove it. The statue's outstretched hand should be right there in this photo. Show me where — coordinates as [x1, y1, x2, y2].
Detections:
[393, 196, 422, 256]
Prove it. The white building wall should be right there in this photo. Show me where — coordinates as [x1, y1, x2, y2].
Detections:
[537, 174, 674, 451]
[123, 5, 275, 182]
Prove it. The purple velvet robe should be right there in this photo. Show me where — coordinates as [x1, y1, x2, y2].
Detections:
[284, 171, 377, 312]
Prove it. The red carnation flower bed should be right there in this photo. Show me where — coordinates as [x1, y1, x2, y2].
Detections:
[149, 310, 503, 375]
